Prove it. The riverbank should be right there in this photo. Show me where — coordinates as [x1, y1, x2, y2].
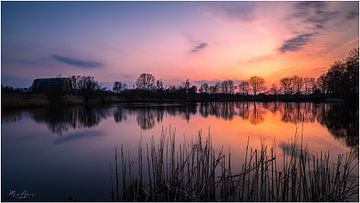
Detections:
[1, 94, 347, 109]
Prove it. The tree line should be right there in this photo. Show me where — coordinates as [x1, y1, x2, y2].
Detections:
[111, 48, 358, 102]
[2, 48, 358, 103]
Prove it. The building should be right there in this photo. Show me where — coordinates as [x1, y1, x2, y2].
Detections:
[31, 77, 71, 93]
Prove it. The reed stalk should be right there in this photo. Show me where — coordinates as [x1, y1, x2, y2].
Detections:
[109, 129, 358, 201]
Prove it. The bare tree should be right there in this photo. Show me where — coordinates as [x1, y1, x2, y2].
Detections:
[136, 73, 155, 90]
[248, 76, 266, 95]
[316, 74, 328, 94]
[280, 77, 293, 95]
[113, 81, 127, 94]
[238, 81, 249, 95]
[183, 79, 191, 89]
[209, 82, 221, 94]
[199, 83, 209, 93]
[303, 77, 316, 95]
[156, 79, 163, 90]
[291, 75, 304, 95]
[221, 80, 235, 94]
[269, 84, 279, 95]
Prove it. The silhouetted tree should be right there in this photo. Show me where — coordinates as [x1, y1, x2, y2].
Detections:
[221, 80, 235, 94]
[238, 81, 249, 96]
[303, 77, 316, 95]
[156, 80, 164, 90]
[315, 48, 358, 100]
[280, 77, 293, 95]
[316, 74, 328, 94]
[190, 85, 197, 94]
[113, 81, 127, 94]
[343, 48, 359, 97]
[70, 75, 81, 94]
[183, 79, 190, 89]
[136, 73, 155, 90]
[248, 76, 266, 95]
[209, 82, 221, 94]
[291, 75, 303, 95]
[199, 83, 209, 93]
[70, 76, 101, 102]
[269, 84, 279, 95]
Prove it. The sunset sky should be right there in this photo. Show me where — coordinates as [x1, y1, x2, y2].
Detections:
[2, 1, 359, 88]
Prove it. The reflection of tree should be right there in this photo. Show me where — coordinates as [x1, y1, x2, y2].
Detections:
[199, 102, 237, 120]
[113, 107, 127, 122]
[136, 110, 156, 130]
[156, 109, 164, 123]
[316, 103, 358, 151]
[181, 104, 197, 122]
[1, 110, 27, 123]
[220, 102, 236, 120]
[260, 102, 358, 151]
[10, 102, 357, 152]
[31, 106, 112, 135]
[125, 104, 195, 130]
[262, 102, 318, 124]
[199, 103, 210, 118]
[237, 102, 249, 120]
[249, 103, 265, 125]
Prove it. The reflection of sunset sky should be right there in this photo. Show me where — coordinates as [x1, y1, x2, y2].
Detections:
[2, 102, 356, 194]
[2, 2, 358, 88]
[96, 104, 352, 170]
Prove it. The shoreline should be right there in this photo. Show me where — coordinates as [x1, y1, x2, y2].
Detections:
[1, 95, 349, 110]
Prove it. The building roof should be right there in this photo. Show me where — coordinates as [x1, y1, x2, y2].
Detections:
[32, 77, 70, 89]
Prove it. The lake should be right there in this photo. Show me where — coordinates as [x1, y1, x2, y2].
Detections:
[1, 102, 358, 201]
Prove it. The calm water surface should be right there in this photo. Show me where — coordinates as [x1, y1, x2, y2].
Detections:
[1, 102, 358, 201]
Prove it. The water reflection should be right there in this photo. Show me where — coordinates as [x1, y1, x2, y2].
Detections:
[30, 106, 112, 135]
[317, 104, 358, 150]
[2, 102, 358, 150]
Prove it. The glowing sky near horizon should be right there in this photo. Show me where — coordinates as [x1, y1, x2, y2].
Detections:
[2, 1, 359, 88]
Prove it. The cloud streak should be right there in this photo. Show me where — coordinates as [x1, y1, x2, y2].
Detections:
[52, 54, 102, 68]
[245, 54, 275, 64]
[293, 2, 338, 30]
[279, 2, 341, 53]
[191, 42, 208, 53]
[279, 33, 314, 53]
[196, 2, 257, 24]
[346, 9, 358, 20]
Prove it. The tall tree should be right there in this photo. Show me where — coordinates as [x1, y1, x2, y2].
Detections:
[343, 48, 359, 97]
[248, 76, 266, 95]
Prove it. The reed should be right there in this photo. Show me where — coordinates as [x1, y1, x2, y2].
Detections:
[109, 129, 358, 201]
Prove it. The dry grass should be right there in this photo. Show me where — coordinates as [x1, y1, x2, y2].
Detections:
[109, 129, 358, 201]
